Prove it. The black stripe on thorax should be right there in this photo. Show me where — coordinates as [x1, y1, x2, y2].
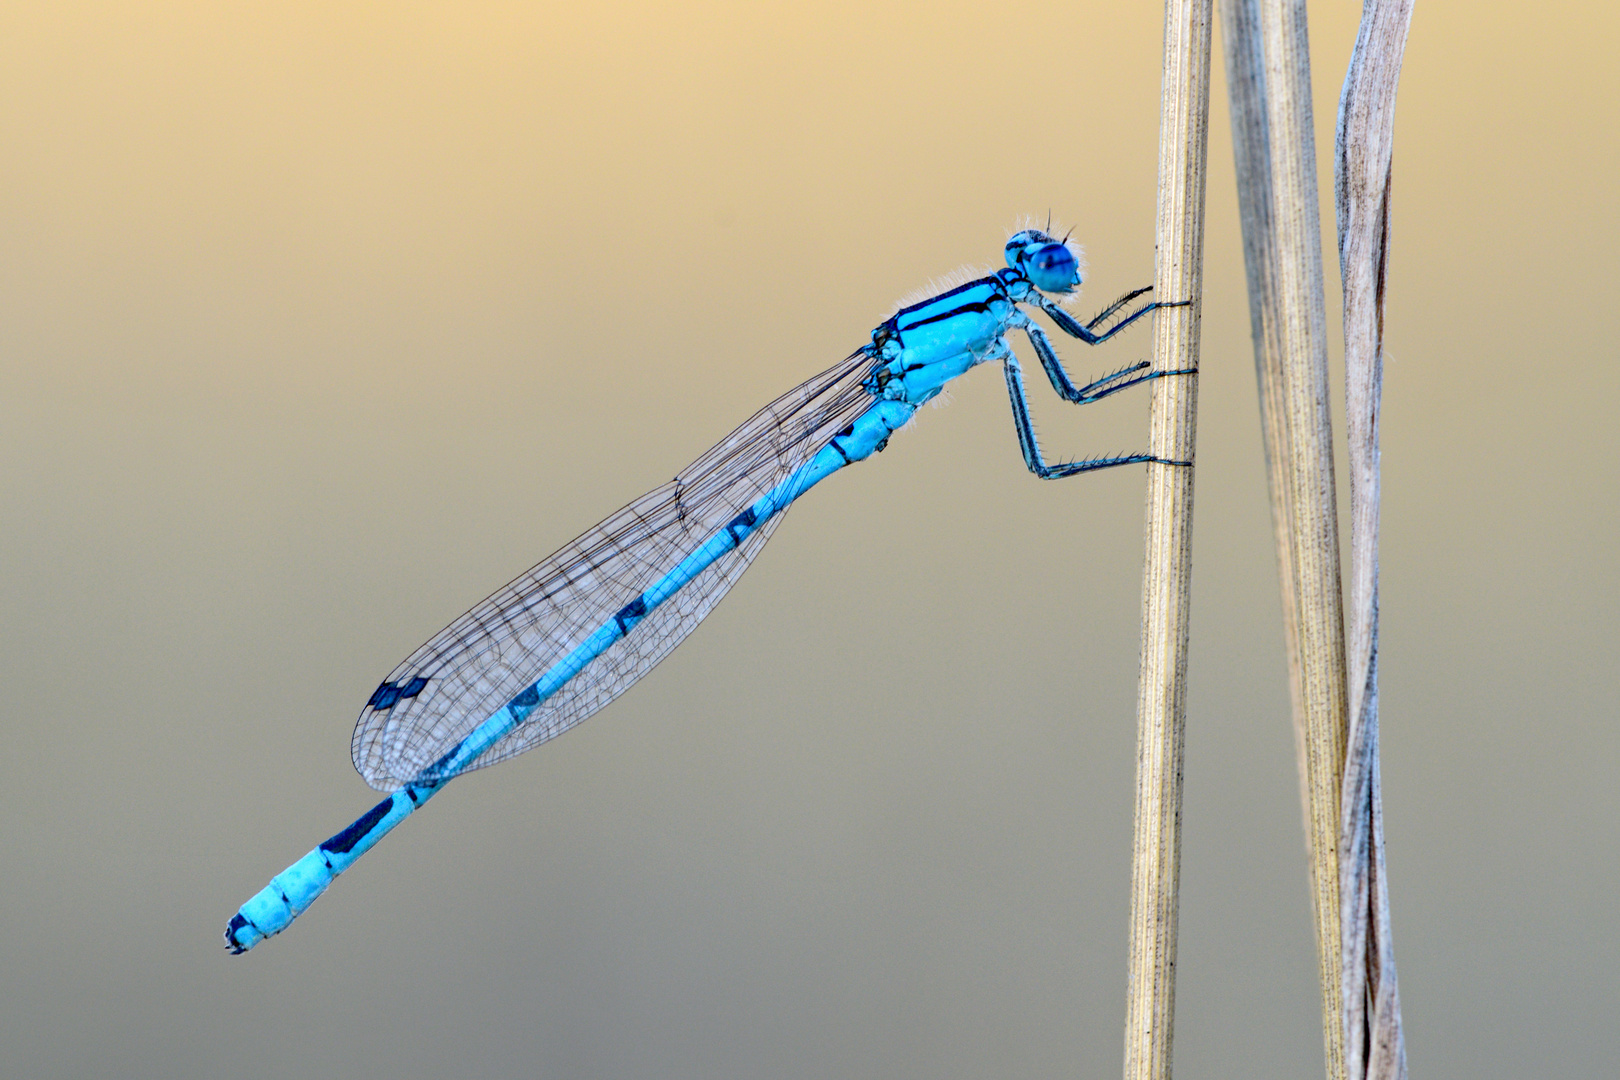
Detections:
[894, 278, 1006, 330]
[893, 275, 1001, 318]
[900, 297, 997, 334]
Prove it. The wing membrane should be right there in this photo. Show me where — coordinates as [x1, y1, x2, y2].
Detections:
[351, 349, 878, 790]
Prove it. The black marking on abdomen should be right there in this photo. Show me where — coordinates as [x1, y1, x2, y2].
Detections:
[614, 596, 648, 635]
[320, 796, 396, 856]
[427, 744, 461, 776]
[725, 507, 758, 545]
[509, 684, 541, 724]
[225, 911, 263, 955]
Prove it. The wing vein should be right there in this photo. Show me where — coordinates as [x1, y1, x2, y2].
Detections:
[350, 349, 878, 789]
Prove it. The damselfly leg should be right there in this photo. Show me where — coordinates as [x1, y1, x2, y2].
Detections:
[995, 286, 1196, 479]
[999, 350, 1187, 478]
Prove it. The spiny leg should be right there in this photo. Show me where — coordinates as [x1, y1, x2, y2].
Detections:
[1021, 320, 1197, 405]
[1033, 289, 1192, 346]
[1001, 354, 1190, 479]
[1085, 286, 1156, 333]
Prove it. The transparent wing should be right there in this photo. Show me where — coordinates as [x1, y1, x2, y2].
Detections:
[351, 348, 879, 790]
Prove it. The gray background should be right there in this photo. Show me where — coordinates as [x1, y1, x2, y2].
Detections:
[2, 1, 1614, 1077]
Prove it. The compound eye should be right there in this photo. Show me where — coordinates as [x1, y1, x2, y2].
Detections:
[1004, 230, 1044, 269]
[1027, 243, 1080, 293]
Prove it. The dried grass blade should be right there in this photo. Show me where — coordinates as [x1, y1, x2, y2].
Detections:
[1123, 0, 1212, 1074]
[1220, 1, 1350, 1076]
[1335, 1, 1414, 1077]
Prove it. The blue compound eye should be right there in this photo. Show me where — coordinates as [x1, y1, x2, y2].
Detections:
[1005, 229, 1044, 269]
[1027, 243, 1080, 293]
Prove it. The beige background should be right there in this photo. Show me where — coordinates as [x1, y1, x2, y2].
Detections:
[2, 2, 1614, 1077]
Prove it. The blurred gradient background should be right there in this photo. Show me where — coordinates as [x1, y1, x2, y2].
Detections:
[2, 2, 1614, 1077]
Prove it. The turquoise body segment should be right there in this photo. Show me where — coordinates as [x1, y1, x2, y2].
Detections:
[225, 226, 1184, 954]
[226, 782, 439, 952]
[224, 397, 915, 953]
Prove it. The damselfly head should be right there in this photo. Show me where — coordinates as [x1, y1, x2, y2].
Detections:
[1005, 229, 1083, 294]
